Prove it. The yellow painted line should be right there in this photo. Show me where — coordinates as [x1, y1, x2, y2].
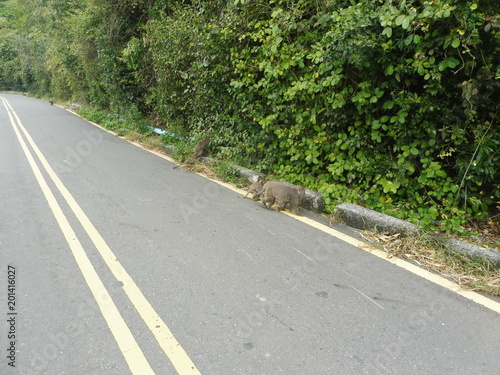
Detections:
[2, 97, 155, 375]
[2, 97, 202, 375]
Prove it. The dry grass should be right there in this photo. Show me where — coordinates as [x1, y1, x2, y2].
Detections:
[177, 159, 222, 180]
[123, 131, 142, 143]
[361, 231, 500, 296]
[141, 135, 164, 152]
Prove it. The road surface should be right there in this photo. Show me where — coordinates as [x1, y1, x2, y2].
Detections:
[1, 93, 500, 375]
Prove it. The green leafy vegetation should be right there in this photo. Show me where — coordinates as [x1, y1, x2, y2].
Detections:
[1, 0, 498, 234]
[213, 162, 245, 184]
[76, 105, 148, 134]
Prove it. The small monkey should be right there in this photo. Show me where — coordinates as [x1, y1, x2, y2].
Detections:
[260, 181, 306, 215]
[172, 137, 210, 169]
[193, 137, 210, 159]
[244, 180, 266, 200]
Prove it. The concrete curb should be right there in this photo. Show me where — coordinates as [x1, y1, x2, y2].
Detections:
[164, 145, 176, 155]
[231, 164, 265, 183]
[444, 238, 500, 269]
[334, 203, 500, 269]
[334, 203, 420, 236]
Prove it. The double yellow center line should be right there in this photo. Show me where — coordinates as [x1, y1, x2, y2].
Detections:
[1, 97, 201, 375]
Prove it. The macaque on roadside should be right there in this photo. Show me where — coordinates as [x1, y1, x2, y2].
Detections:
[259, 181, 306, 215]
[244, 180, 266, 200]
[193, 137, 210, 159]
[172, 137, 210, 169]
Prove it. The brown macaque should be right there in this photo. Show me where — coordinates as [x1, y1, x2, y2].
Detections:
[244, 180, 266, 200]
[172, 137, 210, 169]
[193, 137, 210, 159]
[260, 182, 306, 215]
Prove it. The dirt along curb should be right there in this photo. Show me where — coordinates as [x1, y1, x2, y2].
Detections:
[335, 203, 500, 269]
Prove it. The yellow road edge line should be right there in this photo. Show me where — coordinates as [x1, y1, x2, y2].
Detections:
[4, 97, 201, 375]
[1, 97, 155, 375]
[63, 100, 500, 315]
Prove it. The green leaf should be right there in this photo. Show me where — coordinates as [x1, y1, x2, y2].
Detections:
[395, 15, 405, 26]
[383, 100, 395, 109]
[271, 9, 283, 18]
[438, 60, 448, 71]
[451, 39, 460, 48]
[402, 17, 410, 30]
[436, 170, 447, 177]
[446, 57, 460, 68]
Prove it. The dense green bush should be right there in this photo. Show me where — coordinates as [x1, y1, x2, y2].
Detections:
[226, 0, 499, 230]
[0, 0, 498, 232]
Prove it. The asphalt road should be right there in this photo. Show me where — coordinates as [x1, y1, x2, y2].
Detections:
[1, 93, 500, 375]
